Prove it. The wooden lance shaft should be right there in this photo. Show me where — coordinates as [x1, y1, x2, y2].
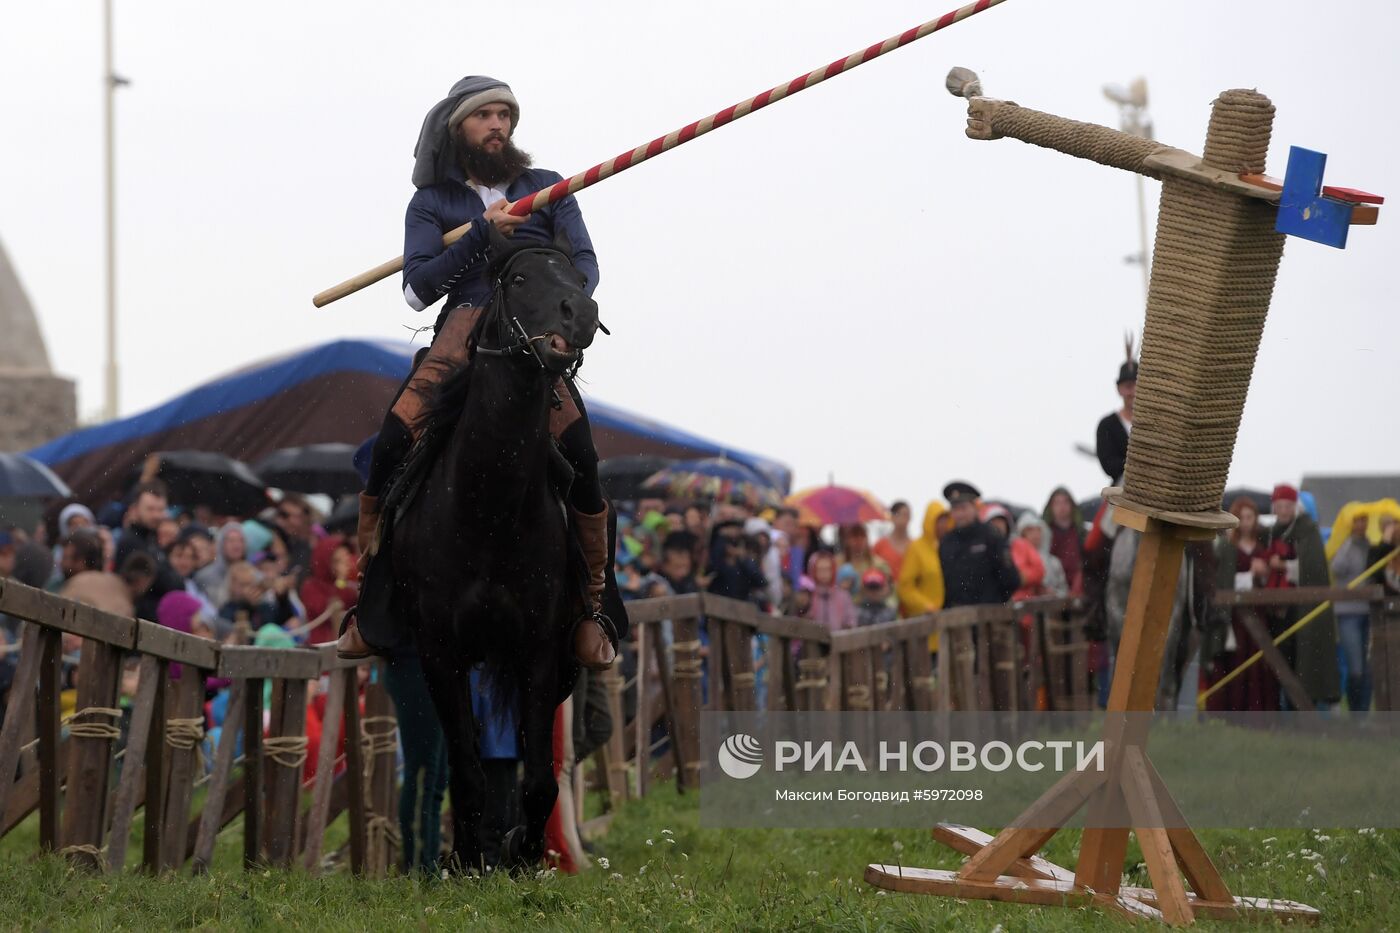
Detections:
[312, 0, 1010, 307]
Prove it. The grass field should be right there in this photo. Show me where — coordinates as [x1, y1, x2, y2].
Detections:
[1, 780, 1396, 931]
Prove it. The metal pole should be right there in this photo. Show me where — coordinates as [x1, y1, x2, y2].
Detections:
[1134, 172, 1149, 299]
[1103, 78, 1152, 305]
[102, 0, 118, 420]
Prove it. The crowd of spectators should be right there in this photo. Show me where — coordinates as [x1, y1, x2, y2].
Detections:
[2, 442, 1397, 876]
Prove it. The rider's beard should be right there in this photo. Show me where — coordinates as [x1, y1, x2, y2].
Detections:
[456, 132, 533, 187]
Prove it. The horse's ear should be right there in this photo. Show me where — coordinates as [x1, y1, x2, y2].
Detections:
[553, 229, 575, 262]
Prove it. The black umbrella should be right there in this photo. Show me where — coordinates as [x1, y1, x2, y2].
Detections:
[0, 453, 73, 499]
[323, 495, 361, 535]
[145, 450, 268, 517]
[254, 443, 362, 497]
[598, 455, 676, 502]
[1222, 487, 1273, 515]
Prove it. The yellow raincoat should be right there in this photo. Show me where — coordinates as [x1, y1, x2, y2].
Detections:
[1324, 498, 1400, 561]
[897, 501, 947, 652]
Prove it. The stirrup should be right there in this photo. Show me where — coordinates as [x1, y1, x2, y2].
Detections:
[574, 610, 619, 669]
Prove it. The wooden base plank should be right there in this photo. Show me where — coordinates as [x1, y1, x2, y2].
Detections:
[865, 864, 1320, 923]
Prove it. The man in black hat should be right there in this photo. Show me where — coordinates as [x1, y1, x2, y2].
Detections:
[938, 481, 1020, 610]
[1095, 354, 1138, 483]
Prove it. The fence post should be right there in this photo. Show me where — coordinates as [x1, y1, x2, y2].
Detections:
[0, 624, 45, 825]
[242, 678, 264, 870]
[1373, 597, 1400, 712]
[36, 627, 62, 853]
[263, 677, 310, 868]
[669, 608, 704, 792]
[160, 671, 205, 872]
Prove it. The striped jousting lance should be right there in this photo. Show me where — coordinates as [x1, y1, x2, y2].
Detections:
[312, 0, 1010, 307]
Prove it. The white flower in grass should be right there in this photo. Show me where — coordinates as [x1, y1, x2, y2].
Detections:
[1314, 863, 1327, 879]
[661, 829, 673, 835]
[892, 840, 904, 853]
[666, 838, 677, 845]
[1262, 837, 1277, 845]
[639, 864, 649, 875]
[597, 857, 610, 869]
[609, 872, 624, 881]
[645, 839, 654, 846]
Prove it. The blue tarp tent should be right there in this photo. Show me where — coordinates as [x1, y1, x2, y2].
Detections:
[28, 339, 790, 506]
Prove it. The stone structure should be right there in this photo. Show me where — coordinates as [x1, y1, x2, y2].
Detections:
[0, 236, 76, 451]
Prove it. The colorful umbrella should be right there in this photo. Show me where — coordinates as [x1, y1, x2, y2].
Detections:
[642, 457, 782, 508]
[785, 485, 890, 526]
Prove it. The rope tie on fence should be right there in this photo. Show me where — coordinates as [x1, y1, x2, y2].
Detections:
[366, 814, 402, 857]
[875, 672, 889, 693]
[360, 716, 399, 785]
[58, 843, 107, 869]
[730, 671, 756, 686]
[911, 675, 937, 692]
[67, 707, 122, 740]
[845, 684, 873, 710]
[264, 735, 310, 769]
[671, 639, 704, 680]
[795, 658, 829, 690]
[166, 716, 209, 772]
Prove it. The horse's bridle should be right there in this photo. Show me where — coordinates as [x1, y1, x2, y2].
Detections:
[473, 248, 584, 387]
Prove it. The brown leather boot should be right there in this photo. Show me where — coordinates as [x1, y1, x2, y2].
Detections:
[335, 611, 373, 661]
[354, 492, 380, 575]
[572, 504, 616, 670]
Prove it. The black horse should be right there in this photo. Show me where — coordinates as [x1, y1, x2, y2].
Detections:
[386, 226, 611, 872]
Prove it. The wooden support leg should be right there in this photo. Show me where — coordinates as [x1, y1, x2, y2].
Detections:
[342, 669, 368, 875]
[652, 622, 686, 785]
[1121, 747, 1194, 925]
[1076, 528, 1185, 896]
[192, 679, 246, 874]
[107, 655, 163, 873]
[242, 678, 264, 870]
[140, 662, 168, 874]
[0, 623, 44, 822]
[303, 671, 344, 875]
[36, 627, 62, 853]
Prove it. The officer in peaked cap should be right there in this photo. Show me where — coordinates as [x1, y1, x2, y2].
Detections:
[938, 479, 1019, 610]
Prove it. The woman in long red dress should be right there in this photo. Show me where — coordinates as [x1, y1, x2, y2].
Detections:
[1202, 497, 1280, 711]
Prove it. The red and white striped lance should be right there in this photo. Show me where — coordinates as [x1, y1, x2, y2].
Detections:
[313, 0, 1009, 307]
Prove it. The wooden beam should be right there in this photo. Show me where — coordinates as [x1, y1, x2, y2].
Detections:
[217, 646, 323, 681]
[135, 619, 218, 670]
[0, 579, 138, 649]
[1235, 610, 1314, 710]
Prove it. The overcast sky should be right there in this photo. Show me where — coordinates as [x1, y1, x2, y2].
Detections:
[2, 0, 1396, 511]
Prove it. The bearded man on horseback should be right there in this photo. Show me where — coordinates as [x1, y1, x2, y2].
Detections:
[337, 75, 615, 671]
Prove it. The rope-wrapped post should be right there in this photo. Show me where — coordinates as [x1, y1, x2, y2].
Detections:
[962, 89, 1285, 514]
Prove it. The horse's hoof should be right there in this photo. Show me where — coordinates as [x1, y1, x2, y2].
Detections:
[499, 825, 535, 875]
